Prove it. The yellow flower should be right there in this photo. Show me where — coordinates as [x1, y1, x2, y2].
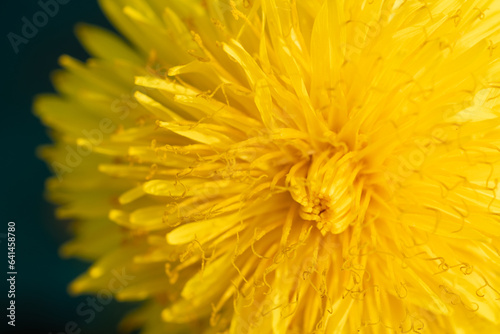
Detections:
[35, 0, 500, 333]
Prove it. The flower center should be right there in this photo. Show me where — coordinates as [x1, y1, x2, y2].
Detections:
[288, 148, 368, 235]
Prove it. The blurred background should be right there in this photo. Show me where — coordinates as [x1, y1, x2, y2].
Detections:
[1, 1, 138, 333]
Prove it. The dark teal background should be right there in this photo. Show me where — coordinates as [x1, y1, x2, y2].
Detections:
[1, 1, 139, 333]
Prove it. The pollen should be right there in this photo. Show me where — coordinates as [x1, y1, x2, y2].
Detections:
[288, 148, 367, 235]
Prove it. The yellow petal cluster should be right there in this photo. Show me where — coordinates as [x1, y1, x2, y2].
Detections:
[36, 0, 500, 333]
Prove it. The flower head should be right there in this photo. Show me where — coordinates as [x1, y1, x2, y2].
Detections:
[36, 0, 500, 333]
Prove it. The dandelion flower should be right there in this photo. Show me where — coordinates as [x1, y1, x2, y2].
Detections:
[36, 0, 500, 333]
